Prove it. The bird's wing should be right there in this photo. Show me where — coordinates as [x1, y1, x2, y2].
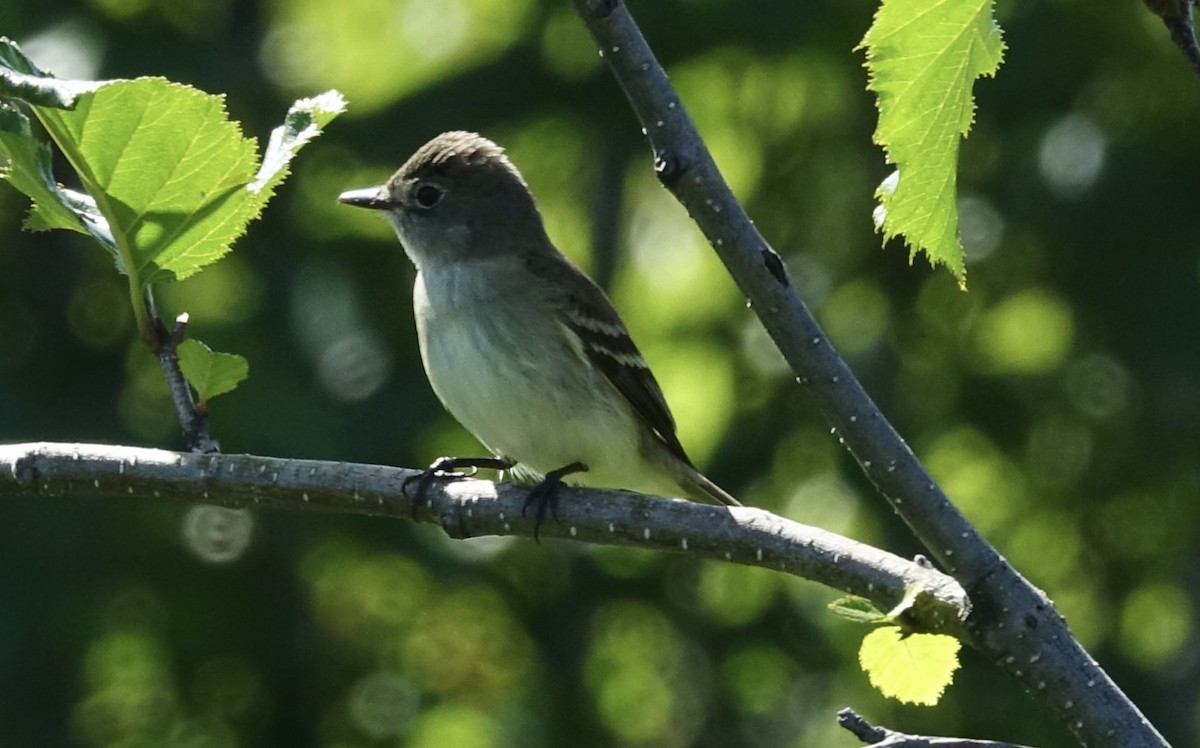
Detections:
[524, 251, 694, 467]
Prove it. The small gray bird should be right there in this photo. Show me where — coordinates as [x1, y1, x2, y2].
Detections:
[339, 131, 740, 528]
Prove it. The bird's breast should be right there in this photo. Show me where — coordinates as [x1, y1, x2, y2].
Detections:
[410, 263, 642, 477]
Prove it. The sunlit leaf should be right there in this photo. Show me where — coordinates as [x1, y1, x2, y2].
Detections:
[0, 102, 89, 235]
[860, 0, 1005, 285]
[859, 625, 961, 706]
[249, 90, 347, 200]
[177, 338, 249, 403]
[3, 46, 345, 294]
[33, 78, 260, 286]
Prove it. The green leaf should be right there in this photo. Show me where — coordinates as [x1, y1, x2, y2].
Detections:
[0, 102, 89, 234]
[177, 339, 249, 403]
[34, 78, 260, 287]
[827, 596, 888, 623]
[860, 0, 1006, 286]
[3, 40, 346, 299]
[0, 37, 101, 109]
[250, 90, 347, 200]
[859, 625, 961, 706]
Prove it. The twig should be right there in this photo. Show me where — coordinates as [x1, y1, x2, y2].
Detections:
[838, 709, 1035, 748]
[0, 441, 969, 634]
[150, 312, 219, 454]
[1144, 0, 1200, 82]
[567, 2, 1167, 746]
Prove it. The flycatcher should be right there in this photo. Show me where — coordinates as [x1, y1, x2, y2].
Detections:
[339, 131, 740, 527]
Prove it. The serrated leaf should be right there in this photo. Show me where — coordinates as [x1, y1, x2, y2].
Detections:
[33, 78, 260, 286]
[859, 626, 961, 706]
[249, 90, 346, 200]
[0, 101, 89, 234]
[177, 339, 249, 403]
[860, 0, 1006, 286]
[0, 37, 101, 109]
[828, 596, 888, 623]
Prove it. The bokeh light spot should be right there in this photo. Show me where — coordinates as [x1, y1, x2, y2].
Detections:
[1024, 414, 1093, 489]
[260, 0, 536, 114]
[720, 644, 796, 715]
[1119, 582, 1192, 671]
[696, 562, 779, 627]
[1038, 113, 1107, 198]
[784, 472, 863, 537]
[19, 19, 104, 79]
[585, 600, 702, 745]
[403, 586, 535, 701]
[348, 671, 419, 740]
[1064, 353, 1133, 420]
[974, 288, 1074, 374]
[67, 276, 133, 349]
[924, 427, 1028, 534]
[182, 505, 253, 564]
[958, 194, 1005, 263]
[302, 544, 433, 650]
[291, 261, 393, 402]
[408, 703, 498, 748]
[159, 257, 263, 327]
[819, 279, 890, 355]
[1095, 490, 1178, 561]
[74, 630, 180, 745]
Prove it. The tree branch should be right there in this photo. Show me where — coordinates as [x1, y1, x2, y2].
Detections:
[0, 441, 968, 633]
[838, 708, 1035, 748]
[567, 1, 1167, 746]
[1144, 0, 1200, 82]
[149, 312, 219, 454]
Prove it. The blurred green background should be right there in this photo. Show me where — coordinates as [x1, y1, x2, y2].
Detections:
[2, 0, 1198, 746]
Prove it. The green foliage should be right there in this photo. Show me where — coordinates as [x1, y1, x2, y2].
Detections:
[860, 0, 1006, 284]
[38, 78, 259, 286]
[830, 585, 963, 705]
[859, 626, 961, 706]
[1, 2, 1196, 746]
[251, 90, 348, 203]
[176, 339, 249, 405]
[0, 36, 343, 402]
[0, 99, 96, 236]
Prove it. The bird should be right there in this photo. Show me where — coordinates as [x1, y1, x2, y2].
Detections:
[338, 131, 740, 533]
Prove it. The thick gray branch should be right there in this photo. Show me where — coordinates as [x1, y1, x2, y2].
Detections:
[568, 2, 1166, 747]
[0, 441, 967, 634]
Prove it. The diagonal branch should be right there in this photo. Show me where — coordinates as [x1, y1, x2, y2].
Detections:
[1143, 0, 1200, 82]
[567, 1, 1167, 746]
[0, 441, 968, 635]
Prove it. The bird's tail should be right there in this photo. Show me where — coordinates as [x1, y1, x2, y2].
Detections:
[681, 466, 742, 507]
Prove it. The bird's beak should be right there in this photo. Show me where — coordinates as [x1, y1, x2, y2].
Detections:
[337, 186, 391, 210]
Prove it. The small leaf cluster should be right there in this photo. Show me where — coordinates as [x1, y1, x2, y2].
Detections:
[0, 37, 345, 403]
[829, 586, 963, 706]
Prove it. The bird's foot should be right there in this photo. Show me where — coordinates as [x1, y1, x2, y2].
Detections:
[522, 461, 588, 542]
[403, 456, 513, 519]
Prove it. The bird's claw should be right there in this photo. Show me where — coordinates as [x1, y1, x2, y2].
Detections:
[522, 461, 588, 542]
[403, 456, 513, 520]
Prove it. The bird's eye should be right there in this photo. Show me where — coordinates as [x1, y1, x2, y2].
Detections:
[414, 183, 444, 208]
